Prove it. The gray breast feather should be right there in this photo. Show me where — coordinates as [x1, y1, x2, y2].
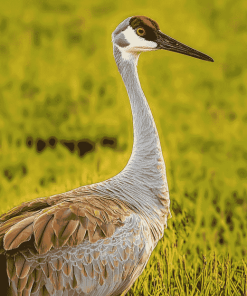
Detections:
[7, 213, 154, 296]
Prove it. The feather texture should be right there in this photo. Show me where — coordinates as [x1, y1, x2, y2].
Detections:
[4, 216, 35, 251]
[1, 210, 153, 295]
[34, 213, 55, 254]
[0, 195, 140, 295]
[0, 197, 130, 257]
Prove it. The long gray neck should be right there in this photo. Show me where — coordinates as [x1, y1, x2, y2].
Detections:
[113, 46, 164, 174]
[111, 46, 169, 212]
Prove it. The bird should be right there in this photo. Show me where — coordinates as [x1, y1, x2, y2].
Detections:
[0, 16, 213, 296]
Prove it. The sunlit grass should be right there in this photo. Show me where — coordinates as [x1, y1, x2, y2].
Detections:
[0, 0, 247, 294]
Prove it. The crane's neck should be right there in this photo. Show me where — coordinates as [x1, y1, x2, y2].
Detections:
[110, 46, 170, 224]
[114, 46, 165, 175]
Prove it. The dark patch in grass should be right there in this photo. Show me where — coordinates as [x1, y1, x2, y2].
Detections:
[21, 164, 27, 176]
[61, 140, 76, 153]
[25, 136, 117, 156]
[36, 139, 46, 153]
[226, 214, 234, 231]
[3, 164, 27, 181]
[201, 217, 205, 227]
[26, 137, 33, 148]
[101, 137, 117, 149]
[48, 137, 57, 148]
[218, 227, 225, 245]
[211, 215, 217, 227]
[232, 191, 244, 205]
[4, 169, 13, 181]
[77, 140, 95, 157]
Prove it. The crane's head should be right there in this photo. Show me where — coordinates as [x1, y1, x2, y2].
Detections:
[112, 16, 214, 62]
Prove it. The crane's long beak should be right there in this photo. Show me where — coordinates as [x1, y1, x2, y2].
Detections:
[156, 31, 214, 62]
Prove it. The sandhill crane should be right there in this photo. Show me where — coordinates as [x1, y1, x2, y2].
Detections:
[0, 16, 213, 296]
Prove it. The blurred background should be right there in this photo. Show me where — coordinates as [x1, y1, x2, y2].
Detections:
[0, 0, 246, 272]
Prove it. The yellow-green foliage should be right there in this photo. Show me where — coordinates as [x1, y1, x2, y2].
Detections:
[0, 0, 247, 294]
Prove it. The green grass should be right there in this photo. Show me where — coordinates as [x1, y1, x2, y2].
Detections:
[0, 0, 247, 294]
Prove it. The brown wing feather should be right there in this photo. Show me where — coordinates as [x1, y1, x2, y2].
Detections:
[4, 215, 35, 251]
[69, 222, 87, 246]
[15, 253, 31, 278]
[33, 213, 55, 254]
[0, 194, 132, 255]
[52, 207, 80, 247]
[0, 193, 132, 294]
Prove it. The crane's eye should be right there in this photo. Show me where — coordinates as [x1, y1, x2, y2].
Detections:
[136, 27, 146, 37]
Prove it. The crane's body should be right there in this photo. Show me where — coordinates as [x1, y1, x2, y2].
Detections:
[0, 16, 213, 296]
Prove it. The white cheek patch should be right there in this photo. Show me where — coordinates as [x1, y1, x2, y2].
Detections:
[123, 26, 157, 51]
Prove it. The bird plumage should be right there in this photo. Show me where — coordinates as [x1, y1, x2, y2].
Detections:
[0, 186, 160, 295]
[0, 15, 213, 295]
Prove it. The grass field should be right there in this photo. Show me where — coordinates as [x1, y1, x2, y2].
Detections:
[0, 0, 247, 294]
